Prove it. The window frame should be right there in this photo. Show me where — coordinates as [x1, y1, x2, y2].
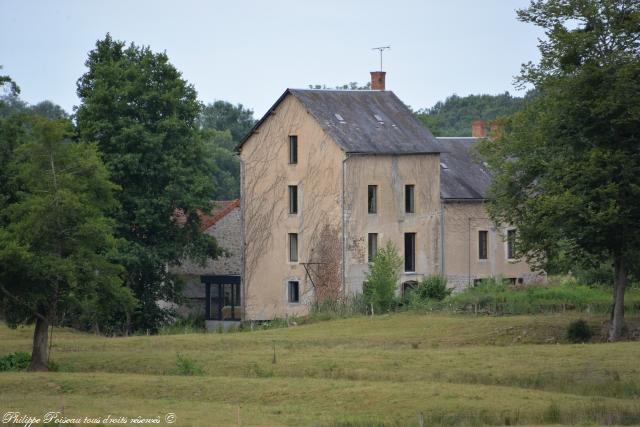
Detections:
[506, 229, 516, 260]
[405, 184, 415, 213]
[288, 233, 298, 262]
[288, 135, 298, 164]
[367, 233, 378, 263]
[288, 185, 298, 214]
[478, 230, 488, 260]
[368, 185, 378, 214]
[288, 280, 300, 303]
[404, 232, 416, 272]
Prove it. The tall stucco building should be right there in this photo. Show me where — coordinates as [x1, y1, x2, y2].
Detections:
[237, 72, 537, 321]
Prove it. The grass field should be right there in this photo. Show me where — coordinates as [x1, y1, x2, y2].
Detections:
[1, 312, 640, 426]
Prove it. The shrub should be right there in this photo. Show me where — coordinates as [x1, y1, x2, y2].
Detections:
[159, 312, 205, 335]
[310, 294, 368, 320]
[416, 275, 451, 301]
[439, 279, 640, 315]
[172, 353, 203, 375]
[567, 319, 593, 343]
[0, 352, 31, 372]
[364, 241, 402, 313]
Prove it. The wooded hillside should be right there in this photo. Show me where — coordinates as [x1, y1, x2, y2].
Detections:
[415, 92, 530, 137]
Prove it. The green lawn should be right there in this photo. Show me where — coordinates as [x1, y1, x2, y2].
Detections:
[1, 313, 639, 426]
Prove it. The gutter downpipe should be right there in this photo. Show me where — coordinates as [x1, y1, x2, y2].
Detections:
[440, 202, 445, 275]
[341, 154, 350, 296]
[240, 157, 246, 321]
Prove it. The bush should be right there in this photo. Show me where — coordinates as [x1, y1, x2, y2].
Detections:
[172, 353, 203, 375]
[567, 319, 593, 343]
[159, 312, 205, 335]
[364, 241, 402, 313]
[439, 279, 640, 315]
[416, 275, 451, 301]
[310, 294, 368, 320]
[0, 352, 31, 372]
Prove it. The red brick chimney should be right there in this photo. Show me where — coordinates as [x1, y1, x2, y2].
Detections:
[471, 120, 486, 138]
[370, 71, 386, 90]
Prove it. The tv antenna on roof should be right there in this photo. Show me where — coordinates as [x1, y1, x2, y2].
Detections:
[372, 46, 391, 71]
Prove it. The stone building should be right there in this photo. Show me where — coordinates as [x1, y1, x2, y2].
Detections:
[171, 200, 241, 322]
[237, 72, 538, 320]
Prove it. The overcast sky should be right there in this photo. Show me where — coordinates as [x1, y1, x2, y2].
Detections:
[1, 0, 543, 118]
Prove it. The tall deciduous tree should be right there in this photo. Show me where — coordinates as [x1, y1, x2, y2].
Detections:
[199, 100, 255, 143]
[0, 117, 133, 370]
[478, 0, 640, 341]
[202, 129, 240, 199]
[75, 35, 221, 332]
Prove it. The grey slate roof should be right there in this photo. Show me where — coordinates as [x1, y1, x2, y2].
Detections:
[437, 137, 491, 201]
[238, 89, 443, 154]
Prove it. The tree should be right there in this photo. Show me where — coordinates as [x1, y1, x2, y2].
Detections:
[0, 66, 19, 99]
[201, 128, 240, 199]
[0, 117, 134, 370]
[197, 101, 254, 200]
[364, 241, 402, 313]
[198, 100, 256, 143]
[75, 35, 221, 332]
[30, 101, 68, 120]
[1, 70, 68, 120]
[477, 0, 640, 341]
[307, 82, 372, 90]
[415, 92, 529, 137]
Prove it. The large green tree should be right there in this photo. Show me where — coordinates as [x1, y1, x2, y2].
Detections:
[197, 101, 254, 199]
[478, 0, 640, 341]
[75, 35, 221, 332]
[201, 128, 240, 199]
[0, 117, 133, 370]
[198, 100, 255, 143]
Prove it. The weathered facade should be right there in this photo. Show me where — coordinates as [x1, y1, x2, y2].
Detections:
[438, 132, 538, 290]
[238, 75, 537, 320]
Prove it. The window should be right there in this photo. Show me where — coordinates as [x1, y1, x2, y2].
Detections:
[368, 233, 378, 262]
[404, 233, 416, 272]
[289, 233, 298, 262]
[289, 135, 298, 164]
[288, 281, 300, 303]
[507, 229, 516, 260]
[405, 185, 415, 213]
[368, 185, 377, 214]
[478, 230, 488, 260]
[288, 185, 298, 214]
[402, 281, 418, 297]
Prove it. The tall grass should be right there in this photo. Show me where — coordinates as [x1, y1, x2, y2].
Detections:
[309, 294, 369, 320]
[417, 278, 640, 315]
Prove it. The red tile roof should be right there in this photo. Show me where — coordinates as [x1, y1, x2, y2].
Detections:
[172, 199, 240, 231]
[199, 199, 240, 231]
